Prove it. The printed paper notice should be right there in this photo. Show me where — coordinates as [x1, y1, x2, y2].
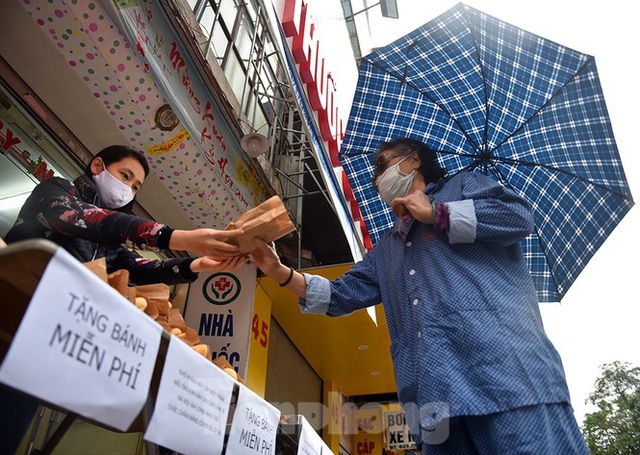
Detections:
[227, 382, 281, 455]
[144, 335, 235, 455]
[298, 416, 330, 454]
[0, 247, 162, 431]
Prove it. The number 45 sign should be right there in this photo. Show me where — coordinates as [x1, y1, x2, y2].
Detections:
[252, 313, 268, 348]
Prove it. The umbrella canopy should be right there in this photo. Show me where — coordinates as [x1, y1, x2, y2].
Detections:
[339, 3, 634, 302]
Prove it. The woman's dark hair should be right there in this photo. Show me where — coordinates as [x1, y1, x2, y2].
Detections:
[85, 144, 150, 178]
[377, 137, 446, 184]
[86, 145, 150, 214]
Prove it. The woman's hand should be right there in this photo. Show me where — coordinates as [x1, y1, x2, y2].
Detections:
[190, 255, 248, 274]
[391, 190, 434, 224]
[169, 228, 245, 258]
[250, 238, 283, 276]
[250, 238, 306, 298]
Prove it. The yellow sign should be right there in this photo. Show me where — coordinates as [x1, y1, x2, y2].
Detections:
[146, 128, 190, 156]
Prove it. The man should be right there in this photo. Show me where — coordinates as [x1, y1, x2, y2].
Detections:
[251, 138, 588, 453]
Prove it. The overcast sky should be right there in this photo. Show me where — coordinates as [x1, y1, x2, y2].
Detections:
[350, 0, 640, 425]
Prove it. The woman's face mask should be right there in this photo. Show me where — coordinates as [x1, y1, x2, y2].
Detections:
[375, 154, 415, 205]
[93, 162, 134, 209]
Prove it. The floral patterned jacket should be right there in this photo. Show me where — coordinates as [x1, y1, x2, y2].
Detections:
[5, 174, 197, 285]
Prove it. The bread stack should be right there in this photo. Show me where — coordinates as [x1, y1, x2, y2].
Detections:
[83, 259, 242, 382]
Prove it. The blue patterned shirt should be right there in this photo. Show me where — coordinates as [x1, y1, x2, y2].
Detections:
[299, 171, 571, 444]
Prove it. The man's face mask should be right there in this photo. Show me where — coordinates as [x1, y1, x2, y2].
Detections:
[93, 161, 134, 209]
[375, 154, 415, 206]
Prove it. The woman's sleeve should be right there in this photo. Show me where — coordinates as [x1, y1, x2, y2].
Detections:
[300, 248, 382, 316]
[112, 248, 198, 285]
[30, 177, 170, 250]
[446, 172, 535, 246]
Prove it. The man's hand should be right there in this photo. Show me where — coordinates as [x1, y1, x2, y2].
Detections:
[391, 190, 434, 224]
[169, 228, 244, 258]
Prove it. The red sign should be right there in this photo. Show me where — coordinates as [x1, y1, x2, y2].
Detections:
[0, 119, 54, 181]
[281, 0, 373, 250]
[282, 0, 343, 166]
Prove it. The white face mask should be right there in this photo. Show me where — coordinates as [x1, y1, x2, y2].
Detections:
[93, 165, 134, 209]
[375, 155, 415, 205]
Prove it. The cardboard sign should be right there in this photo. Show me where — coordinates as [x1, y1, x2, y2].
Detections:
[226, 382, 281, 455]
[184, 263, 256, 378]
[0, 247, 162, 431]
[144, 335, 236, 454]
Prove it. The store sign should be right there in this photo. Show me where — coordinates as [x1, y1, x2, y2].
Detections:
[282, 0, 344, 164]
[280, 0, 369, 258]
[353, 407, 383, 455]
[184, 263, 257, 379]
[227, 382, 281, 454]
[0, 116, 55, 181]
[0, 247, 162, 431]
[103, 0, 265, 209]
[384, 410, 417, 451]
[144, 335, 236, 454]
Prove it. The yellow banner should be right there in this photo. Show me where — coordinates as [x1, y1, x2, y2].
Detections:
[146, 129, 189, 156]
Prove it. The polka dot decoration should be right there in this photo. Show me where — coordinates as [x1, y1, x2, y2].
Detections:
[19, 0, 259, 228]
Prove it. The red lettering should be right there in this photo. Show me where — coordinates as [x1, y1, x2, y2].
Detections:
[342, 172, 354, 201]
[306, 42, 326, 110]
[299, 17, 318, 83]
[1, 128, 22, 151]
[201, 126, 212, 144]
[318, 73, 338, 142]
[202, 101, 215, 122]
[292, 4, 317, 83]
[217, 156, 228, 174]
[282, 0, 303, 37]
[350, 200, 362, 221]
[203, 147, 216, 166]
[169, 41, 185, 72]
[32, 161, 54, 181]
[282, 0, 349, 189]
[328, 139, 340, 167]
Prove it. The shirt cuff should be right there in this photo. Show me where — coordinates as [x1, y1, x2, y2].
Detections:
[157, 225, 174, 250]
[446, 200, 477, 244]
[298, 273, 331, 314]
[178, 258, 198, 281]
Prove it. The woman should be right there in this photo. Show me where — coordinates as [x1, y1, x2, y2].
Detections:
[1, 145, 247, 452]
[251, 138, 589, 453]
[5, 144, 247, 283]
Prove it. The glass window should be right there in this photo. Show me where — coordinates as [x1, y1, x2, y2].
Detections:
[0, 83, 80, 237]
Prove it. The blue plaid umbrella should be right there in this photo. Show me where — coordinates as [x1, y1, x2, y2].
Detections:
[339, 3, 634, 302]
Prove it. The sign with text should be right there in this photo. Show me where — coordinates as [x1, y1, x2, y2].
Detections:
[144, 335, 235, 454]
[0, 248, 162, 431]
[384, 410, 417, 451]
[298, 415, 333, 454]
[103, 0, 270, 210]
[227, 382, 281, 455]
[184, 263, 257, 378]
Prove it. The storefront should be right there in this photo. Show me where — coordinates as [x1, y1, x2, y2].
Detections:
[0, 0, 418, 453]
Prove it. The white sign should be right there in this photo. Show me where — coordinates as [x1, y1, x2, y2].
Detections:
[184, 263, 256, 378]
[144, 335, 236, 454]
[298, 416, 332, 455]
[227, 382, 281, 455]
[0, 248, 162, 431]
[384, 410, 417, 451]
